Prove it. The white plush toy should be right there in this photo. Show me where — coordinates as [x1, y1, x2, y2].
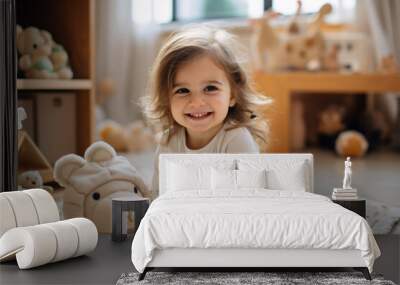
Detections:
[54, 141, 150, 233]
[18, 170, 42, 188]
[17, 170, 54, 193]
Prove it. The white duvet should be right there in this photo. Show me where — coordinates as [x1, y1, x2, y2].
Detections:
[131, 190, 380, 273]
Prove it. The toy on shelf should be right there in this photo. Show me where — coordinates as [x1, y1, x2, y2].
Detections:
[307, 2, 333, 34]
[249, 2, 333, 72]
[322, 44, 340, 71]
[335, 130, 369, 158]
[379, 54, 399, 74]
[98, 120, 156, 153]
[16, 25, 73, 79]
[54, 141, 151, 233]
[287, 0, 303, 35]
[249, 1, 373, 73]
[249, 10, 280, 72]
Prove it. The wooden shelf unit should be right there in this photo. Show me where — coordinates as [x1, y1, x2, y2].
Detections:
[16, 0, 95, 156]
[253, 72, 400, 153]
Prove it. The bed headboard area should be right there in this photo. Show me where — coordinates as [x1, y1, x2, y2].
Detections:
[159, 154, 314, 195]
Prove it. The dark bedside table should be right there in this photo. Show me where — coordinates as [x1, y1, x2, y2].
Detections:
[332, 199, 366, 218]
[112, 197, 150, 242]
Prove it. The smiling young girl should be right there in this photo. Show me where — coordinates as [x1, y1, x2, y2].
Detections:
[140, 25, 270, 198]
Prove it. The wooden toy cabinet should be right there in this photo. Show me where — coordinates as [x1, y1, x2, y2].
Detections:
[16, 0, 95, 156]
[254, 72, 400, 153]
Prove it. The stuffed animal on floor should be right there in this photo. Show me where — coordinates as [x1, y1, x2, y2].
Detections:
[17, 170, 54, 193]
[335, 130, 369, 158]
[54, 141, 151, 233]
[98, 120, 156, 153]
[16, 25, 73, 79]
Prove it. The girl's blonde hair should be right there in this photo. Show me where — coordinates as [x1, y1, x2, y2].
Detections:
[140, 25, 271, 146]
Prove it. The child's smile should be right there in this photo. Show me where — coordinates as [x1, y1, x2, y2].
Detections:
[185, 111, 213, 120]
[170, 54, 235, 149]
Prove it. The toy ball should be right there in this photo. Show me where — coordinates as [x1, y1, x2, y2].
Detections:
[335, 130, 369, 158]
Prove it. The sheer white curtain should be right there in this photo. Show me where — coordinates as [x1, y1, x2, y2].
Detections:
[355, 0, 400, 122]
[96, 0, 160, 124]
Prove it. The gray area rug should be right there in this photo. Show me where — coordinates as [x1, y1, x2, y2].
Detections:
[116, 271, 396, 285]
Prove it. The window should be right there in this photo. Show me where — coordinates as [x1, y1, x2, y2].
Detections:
[132, 0, 265, 24]
[174, 0, 265, 22]
[132, 0, 356, 24]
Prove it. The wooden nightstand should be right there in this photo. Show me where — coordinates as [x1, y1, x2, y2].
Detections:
[332, 199, 366, 218]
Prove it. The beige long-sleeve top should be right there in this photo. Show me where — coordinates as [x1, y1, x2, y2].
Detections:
[151, 122, 260, 199]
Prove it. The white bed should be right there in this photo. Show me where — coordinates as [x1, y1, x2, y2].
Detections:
[131, 154, 380, 280]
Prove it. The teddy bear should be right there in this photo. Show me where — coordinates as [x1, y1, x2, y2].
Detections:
[98, 120, 156, 153]
[54, 141, 151, 233]
[16, 25, 73, 79]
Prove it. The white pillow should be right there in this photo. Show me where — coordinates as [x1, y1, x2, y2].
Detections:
[237, 169, 267, 189]
[211, 168, 236, 190]
[266, 162, 307, 191]
[238, 159, 309, 191]
[167, 162, 212, 191]
[211, 168, 268, 190]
